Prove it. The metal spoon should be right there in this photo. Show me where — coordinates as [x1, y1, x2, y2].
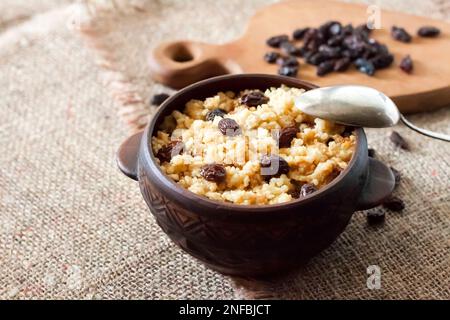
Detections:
[295, 85, 450, 142]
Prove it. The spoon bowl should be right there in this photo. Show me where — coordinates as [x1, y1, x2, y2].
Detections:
[295, 85, 400, 128]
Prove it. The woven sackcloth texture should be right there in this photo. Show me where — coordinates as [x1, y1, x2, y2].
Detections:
[0, 0, 449, 299]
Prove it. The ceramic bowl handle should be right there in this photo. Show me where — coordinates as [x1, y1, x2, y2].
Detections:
[148, 40, 230, 89]
[356, 158, 396, 210]
[116, 131, 143, 181]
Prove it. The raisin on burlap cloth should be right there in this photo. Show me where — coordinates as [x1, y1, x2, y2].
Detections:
[0, 0, 448, 300]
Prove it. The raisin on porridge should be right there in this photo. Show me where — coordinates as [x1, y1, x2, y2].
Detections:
[152, 86, 356, 205]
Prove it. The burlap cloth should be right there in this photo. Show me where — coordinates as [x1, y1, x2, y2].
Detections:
[0, 0, 448, 299]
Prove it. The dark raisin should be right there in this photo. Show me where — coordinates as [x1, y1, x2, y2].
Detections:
[266, 34, 289, 48]
[303, 28, 319, 45]
[280, 42, 303, 57]
[278, 66, 298, 77]
[318, 21, 340, 39]
[300, 183, 317, 197]
[368, 148, 376, 158]
[329, 22, 342, 36]
[390, 131, 410, 150]
[317, 60, 335, 76]
[355, 58, 375, 76]
[306, 52, 328, 66]
[156, 141, 184, 163]
[205, 108, 226, 121]
[288, 188, 301, 199]
[367, 210, 385, 225]
[218, 118, 241, 136]
[200, 164, 226, 183]
[383, 196, 405, 211]
[342, 24, 354, 35]
[355, 24, 372, 39]
[240, 90, 269, 107]
[334, 57, 351, 72]
[278, 125, 299, 148]
[151, 93, 170, 106]
[293, 27, 310, 40]
[260, 155, 290, 180]
[319, 44, 342, 58]
[370, 53, 394, 69]
[418, 26, 440, 38]
[400, 55, 413, 74]
[391, 26, 412, 43]
[264, 51, 280, 63]
[327, 35, 344, 47]
[277, 56, 299, 67]
[390, 167, 401, 187]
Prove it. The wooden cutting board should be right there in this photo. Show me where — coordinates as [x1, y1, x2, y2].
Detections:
[148, 0, 450, 113]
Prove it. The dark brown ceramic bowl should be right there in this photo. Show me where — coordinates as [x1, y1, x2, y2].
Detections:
[117, 74, 395, 276]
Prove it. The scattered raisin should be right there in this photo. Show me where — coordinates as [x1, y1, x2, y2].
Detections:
[317, 60, 335, 76]
[277, 56, 299, 67]
[264, 51, 280, 63]
[400, 55, 413, 74]
[151, 93, 170, 106]
[266, 34, 289, 48]
[368, 148, 376, 158]
[333, 57, 351, 72]
[390, 167, 401, 187]
[218, 118, 241, 136]
[367, 210, 385, 225]
[318, 44, 342, 59]
[260, 155, 290, 180]
[300, 183, 317, 197]
[280, 42, 303, 57]
[205, 108, 226, 121]
[306, 52, 328, 66]
[293, 28, 310, 40]
[156, 141, 184, 163]
[200, 164, 226, 183]
[390, 131, 410, 150]
[418, 26, 440, 38]
[383, 196, 405, 211]
[391, 26, 412, 43]
[355, 58, 375, 76]
[278, 125, 299, 148]
[240, 90, 269, 107]
[278, 66, 298, 77]
[370, 54, 394, 69]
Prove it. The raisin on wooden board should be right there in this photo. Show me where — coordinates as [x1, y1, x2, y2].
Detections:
[418, 26, 440, 38]
[391, 26, 412, 43]
[266, 35, 289, 48]
[264, 51, 280, 63]
[400, 55, 413, 74]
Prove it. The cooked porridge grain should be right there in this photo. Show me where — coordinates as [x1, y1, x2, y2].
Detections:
[152, 86, 356, 205]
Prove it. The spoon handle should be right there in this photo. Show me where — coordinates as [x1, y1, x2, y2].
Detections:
[400, 114, 450, 142]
